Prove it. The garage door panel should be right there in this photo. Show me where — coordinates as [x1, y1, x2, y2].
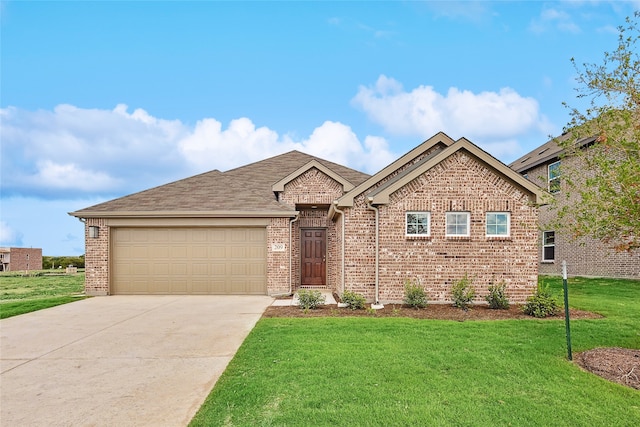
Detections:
[170, 246, 188, 258]
[210, 247, 226, 258]
[154, 279, 171, 294]
[192, 263, 208, 275]
[131, 246, 148, 258]
[172, 280, 188, 294]
[112, 227, 266, 295]
[192, 247, 209, 259]
[170, 229, 188, 242]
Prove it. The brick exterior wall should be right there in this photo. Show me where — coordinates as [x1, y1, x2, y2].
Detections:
[1, 247, 43, 271]
[267, 217, 290, 295]
[84, 218, 110, 295]
[524, 157, 640, 279]
[342, 151, 539, 304]
[271, 167, 346, 294]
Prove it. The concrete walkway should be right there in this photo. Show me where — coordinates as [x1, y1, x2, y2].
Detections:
[271, 290, 337, 306]
[0, 295, 273, 427]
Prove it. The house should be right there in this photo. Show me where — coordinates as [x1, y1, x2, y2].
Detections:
[509, 134, 640, 278]
[70, 132, 545, 303]
[0, 247, 43, 272]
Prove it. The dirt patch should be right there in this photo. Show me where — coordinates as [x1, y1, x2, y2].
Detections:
[263, 301, 639, 390]
[575, 348, 640, 390]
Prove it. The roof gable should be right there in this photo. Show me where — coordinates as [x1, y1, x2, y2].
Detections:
[335, 132, 455, 207]
[272, 160, 355, 192]
[369, 138, 547, 205]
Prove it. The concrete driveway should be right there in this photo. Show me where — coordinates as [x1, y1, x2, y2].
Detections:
[0, 295, 273, 426]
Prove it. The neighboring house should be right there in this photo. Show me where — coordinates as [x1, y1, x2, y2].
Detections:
[0, 247, 43, 272]
[70, 132, 545, 303]
[509, 134, 640, 279]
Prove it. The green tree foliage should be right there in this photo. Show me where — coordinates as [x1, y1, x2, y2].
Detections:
[43, 255, 85, 269]
[558, 12, 639, 252]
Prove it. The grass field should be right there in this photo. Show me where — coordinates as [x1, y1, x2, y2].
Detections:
[0, 271, 86, 319]
[190, 276, 640, 426]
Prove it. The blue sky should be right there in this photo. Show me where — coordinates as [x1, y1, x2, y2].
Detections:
[1, 0, 638, 256]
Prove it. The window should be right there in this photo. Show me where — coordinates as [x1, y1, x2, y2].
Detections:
[486, 212, 510, 237]
[446, 212, 470, 237]
[406, 212, 430, 237]
[543, 231, 555, 262]
[548, 161, 561, 193]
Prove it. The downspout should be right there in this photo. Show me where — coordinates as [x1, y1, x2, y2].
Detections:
[332, 201, 346, 295]
[366, 198, 384, 309]
[289, 213, 300, 295]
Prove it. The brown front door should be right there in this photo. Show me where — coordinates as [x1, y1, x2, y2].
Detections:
[301, 229, 326, 286]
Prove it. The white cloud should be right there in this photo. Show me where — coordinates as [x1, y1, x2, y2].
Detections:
[351, 75, 553, 154]
[1, 104, 396, 199]
[179, 117, 287, 171]
[179, 118, 395, 174]
[0, 220, 23, 247]
[0, 104, 190, 198]
[529, 7, 581, 34]
[30, 161, 121, 192]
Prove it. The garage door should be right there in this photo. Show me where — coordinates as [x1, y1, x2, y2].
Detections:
[111, 227, 267, 295]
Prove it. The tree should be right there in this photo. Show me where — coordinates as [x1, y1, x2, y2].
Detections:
[557, 12, 639, 252]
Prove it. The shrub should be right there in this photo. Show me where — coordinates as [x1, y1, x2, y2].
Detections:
[341, 290, 366, 310]
[485, 282, 510, 309]
[523, 286, 559, 318]
[403, 279, 428, 309]
[296, 289, 326, 310]
[451, 274, 476, 311]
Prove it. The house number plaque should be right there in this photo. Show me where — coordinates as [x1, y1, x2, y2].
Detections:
[271, 243, 286, 252]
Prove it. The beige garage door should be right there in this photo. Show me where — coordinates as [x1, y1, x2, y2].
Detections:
[111, 227, 267, 295]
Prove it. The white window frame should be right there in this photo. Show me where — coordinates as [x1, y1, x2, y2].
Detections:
[543, 231, 555, 262]
[405, 211, 431, 237]
[486, 212, 510, 237]
[548, 161, 561, 193]
[446, 212, 470, 237]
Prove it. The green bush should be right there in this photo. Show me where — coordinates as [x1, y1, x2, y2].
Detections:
[296, 289, 326, 310]
[523, 286, 559, 318]
[485, 282, 510, 309]
[403, 279, 427, 309]
[451, 274, 476, 311]
[341, 290, 366, 310]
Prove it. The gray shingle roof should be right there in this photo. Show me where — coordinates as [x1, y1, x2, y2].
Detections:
[71, 151, 370, 215]
[509, 133, 597, 173]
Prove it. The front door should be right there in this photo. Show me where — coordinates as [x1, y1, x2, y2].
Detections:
[301, 229, 326, 286]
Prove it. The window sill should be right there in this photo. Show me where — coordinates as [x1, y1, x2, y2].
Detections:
[446, 236, 471, 241]
[541, 260, 555, 264]
[406, 235, 432, 240]
[486, 236, 512, 241]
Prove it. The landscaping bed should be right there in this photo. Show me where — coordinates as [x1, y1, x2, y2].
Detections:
[576, 347, 640, 390]
[263, 301, 601, 321]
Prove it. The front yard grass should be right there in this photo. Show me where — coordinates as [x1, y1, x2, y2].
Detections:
[190, 276, 640, 426]
[0, 272, 86, 319]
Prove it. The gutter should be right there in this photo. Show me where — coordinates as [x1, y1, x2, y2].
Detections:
[332, 201, 346, 295]
[366, 198, 384, 309]
[68, 210, 299, 219]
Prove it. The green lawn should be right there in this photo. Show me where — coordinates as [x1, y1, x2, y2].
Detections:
[190, 276, 640, 426]
[0, 272, 86, 319]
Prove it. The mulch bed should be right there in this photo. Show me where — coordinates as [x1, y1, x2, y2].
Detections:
[263, 303, 601, 321]
[263, 301, 640, 390]
[575, 348, 640, 390]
